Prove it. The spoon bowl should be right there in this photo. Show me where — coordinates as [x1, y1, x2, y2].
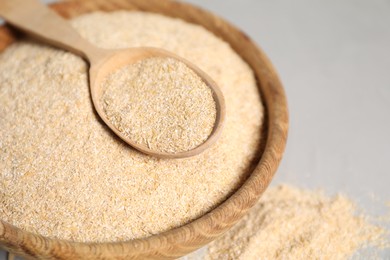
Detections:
[0, 0, 225, 159]
[89, 47, 225, 158]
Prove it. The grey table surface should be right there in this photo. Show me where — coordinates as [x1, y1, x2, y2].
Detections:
[1, 0, 389, 259]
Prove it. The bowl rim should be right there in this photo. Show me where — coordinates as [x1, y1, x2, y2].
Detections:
[0, 0, 289, 259]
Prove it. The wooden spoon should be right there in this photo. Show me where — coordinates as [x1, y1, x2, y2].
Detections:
[0, 0, 225, 159]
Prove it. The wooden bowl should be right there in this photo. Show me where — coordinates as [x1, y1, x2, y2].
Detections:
[0, 0, 288, 259]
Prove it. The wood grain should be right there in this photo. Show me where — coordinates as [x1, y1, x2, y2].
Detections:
[0, 0, 289, 259]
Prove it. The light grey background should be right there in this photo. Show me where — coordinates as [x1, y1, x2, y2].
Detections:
[1, 0, 389, 259]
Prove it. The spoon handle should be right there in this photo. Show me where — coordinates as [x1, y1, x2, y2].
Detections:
[0, 0, 101, 61]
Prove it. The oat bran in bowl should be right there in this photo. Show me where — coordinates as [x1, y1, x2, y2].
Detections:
[0, 0, 288, 259]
